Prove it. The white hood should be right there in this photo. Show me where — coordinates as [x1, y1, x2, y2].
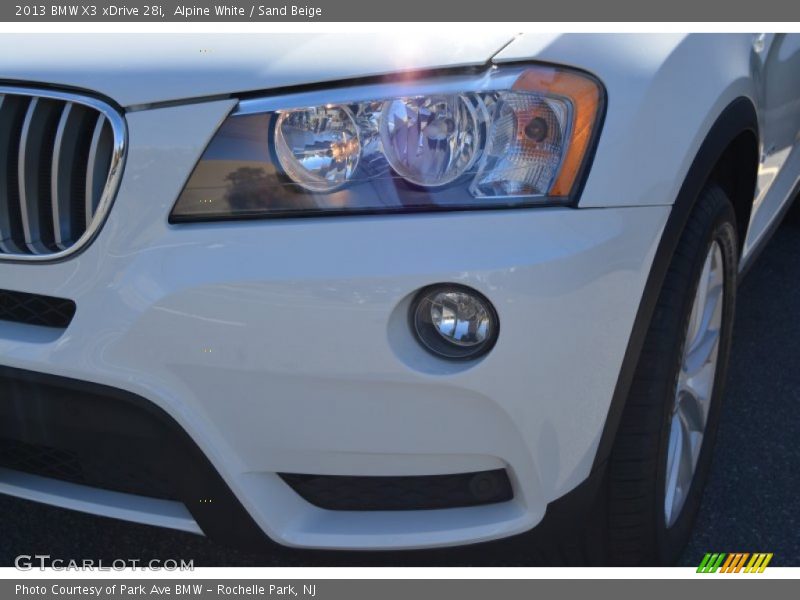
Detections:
[0, 33, 517, 107]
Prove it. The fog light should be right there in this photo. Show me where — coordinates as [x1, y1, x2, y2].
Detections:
[412, 285, 499, 360]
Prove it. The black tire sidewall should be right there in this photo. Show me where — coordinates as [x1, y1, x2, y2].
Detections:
[654, 194, 738, 564]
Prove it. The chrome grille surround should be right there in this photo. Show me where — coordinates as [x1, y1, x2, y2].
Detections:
[0, 86, 126, 262]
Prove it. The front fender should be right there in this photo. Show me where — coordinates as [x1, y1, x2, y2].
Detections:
[494, 33, 760, 209]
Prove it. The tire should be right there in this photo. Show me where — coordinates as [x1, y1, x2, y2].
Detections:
[604, 183, 739, 565]
[788, 194, 800, 226]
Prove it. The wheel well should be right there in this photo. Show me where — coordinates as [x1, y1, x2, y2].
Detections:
[591, 97, 758, 473]
[707, 130, 759, 254]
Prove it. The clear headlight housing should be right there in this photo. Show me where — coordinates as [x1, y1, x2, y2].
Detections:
[171, 65, 604, 221]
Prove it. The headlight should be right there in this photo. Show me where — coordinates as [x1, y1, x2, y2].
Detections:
[274, 105, 361, 192]
[170, 65, 604, 222]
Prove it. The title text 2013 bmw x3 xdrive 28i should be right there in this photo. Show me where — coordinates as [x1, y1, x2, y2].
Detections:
[0, 33, 798, 565]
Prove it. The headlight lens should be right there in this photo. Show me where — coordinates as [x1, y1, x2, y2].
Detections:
[379, 95, 482, 186]
[171, 65, 603, 222]
[274, 105, 361, 191]
[472, 93, 567, 197]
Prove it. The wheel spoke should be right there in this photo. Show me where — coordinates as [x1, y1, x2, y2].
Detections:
[677, 391, 705, 433]
[684, 324, 720, 377]
[664, 416, 683, 525]
[680, 360, 716, 422]
[686, 252, 712, 345]
[677, 411, 697, 489]
[664, 240, 725, 528]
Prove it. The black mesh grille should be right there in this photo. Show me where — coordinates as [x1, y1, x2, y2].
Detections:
[280, 470, 514, 511]
[0, 438, 84, 481]
[0, 288, 75, 328]
[0, 438, 178, 500]
[0, 365, 280, 549]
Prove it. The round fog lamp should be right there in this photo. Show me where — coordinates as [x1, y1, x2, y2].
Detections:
[412, 285, 498, 360]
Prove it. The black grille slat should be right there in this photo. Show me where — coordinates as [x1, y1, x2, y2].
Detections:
[51, 102, 93, 248]
[19, 97, 62, 253]
[0, 94, 30, 253]
[0, 88, 121, 259]
[51, 102, 75, 249]
[85, 114, 112, 226]
[68, 108, 96, 238]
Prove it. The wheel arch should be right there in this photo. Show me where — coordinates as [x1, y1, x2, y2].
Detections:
[708, 129, 760, 255]
[591, 96, 759, 473]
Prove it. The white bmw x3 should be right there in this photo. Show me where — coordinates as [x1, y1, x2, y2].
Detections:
[0, 33, 798, 565]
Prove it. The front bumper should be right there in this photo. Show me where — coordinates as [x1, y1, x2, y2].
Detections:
[0, 99, 669, 550]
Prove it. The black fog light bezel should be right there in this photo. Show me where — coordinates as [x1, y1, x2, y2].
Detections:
[411, 283, 500, 361]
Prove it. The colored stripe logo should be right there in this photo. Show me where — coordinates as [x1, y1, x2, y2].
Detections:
[697, 552, 773, 573]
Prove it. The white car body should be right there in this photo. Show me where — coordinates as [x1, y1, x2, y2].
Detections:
[0, 32, 798, 550]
